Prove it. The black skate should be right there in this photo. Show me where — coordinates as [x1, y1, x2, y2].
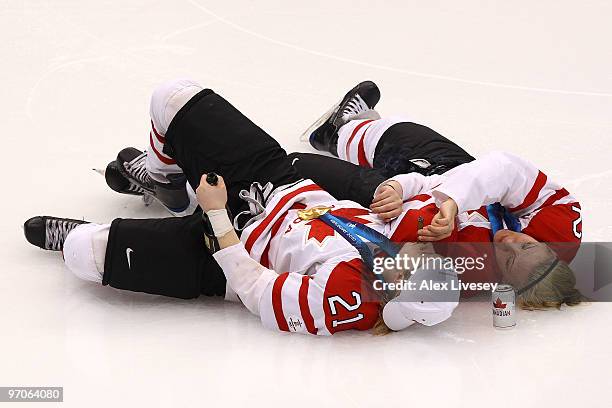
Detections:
[24, 216, 89, 251]
[306, 81, 381, 156]
[105, 147, 196, 216]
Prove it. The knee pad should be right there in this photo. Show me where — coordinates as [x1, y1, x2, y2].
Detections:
[150, 78, 204, 134]
[63, 223, 111, 283]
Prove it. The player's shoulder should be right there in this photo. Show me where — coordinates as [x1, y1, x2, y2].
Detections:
[312, 256, 363, 284]
[523, 203, 582, 242]
[319, 257, 380, 334]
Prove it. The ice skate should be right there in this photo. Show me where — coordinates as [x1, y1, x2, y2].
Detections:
[104, 147, 197, 216]
[303, 81, 381, 156]
[23, 216, 89, 251]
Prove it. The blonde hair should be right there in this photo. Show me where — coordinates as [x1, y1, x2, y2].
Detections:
[372, 298, 393, 336]
[518, 259, 583, 310]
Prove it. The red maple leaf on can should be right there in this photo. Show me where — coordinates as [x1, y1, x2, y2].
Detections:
[493, 298, 507, 309]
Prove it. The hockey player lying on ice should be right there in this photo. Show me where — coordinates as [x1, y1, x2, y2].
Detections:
[290, 81, 583, 299]
[23, 79, 583, 336]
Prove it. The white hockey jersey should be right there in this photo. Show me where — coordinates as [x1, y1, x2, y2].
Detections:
[213, 151, 582, 335]
[215, 182, 382, 335]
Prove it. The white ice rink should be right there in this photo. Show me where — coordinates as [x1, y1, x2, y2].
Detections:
[2, 1, 612, 407]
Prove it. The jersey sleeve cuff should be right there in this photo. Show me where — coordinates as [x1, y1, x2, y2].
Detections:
[379, 175, 411, 200]
[432, 187, 467, 215]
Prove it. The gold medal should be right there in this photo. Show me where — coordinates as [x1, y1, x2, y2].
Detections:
[297, 206, 333, 221]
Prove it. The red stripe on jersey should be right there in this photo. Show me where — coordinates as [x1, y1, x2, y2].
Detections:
[245, 184, 323, 253]
[534, 188, 570, 212]
[149, 132, 176, 165]
[345, 120, 374, 162]
[407, 194, 432, 202]
[476, 206, 489, 219]
[272, 273, 290, 332]
[151, 120, 166, 143]
[260, 216, 284, 268]
[299, 276, 318, 335]
[260, 203, 306, 268]
[508, 171, 547, 213]
[357, 124, 373, 167]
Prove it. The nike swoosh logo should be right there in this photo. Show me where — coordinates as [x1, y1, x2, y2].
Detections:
[126, 248, 133, 269]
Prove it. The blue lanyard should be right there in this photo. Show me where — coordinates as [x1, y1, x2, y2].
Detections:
[319, 213, 400, 276]
[486, 203, 521, 236]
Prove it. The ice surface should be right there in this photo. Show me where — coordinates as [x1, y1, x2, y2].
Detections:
[2, 1, 611, 407]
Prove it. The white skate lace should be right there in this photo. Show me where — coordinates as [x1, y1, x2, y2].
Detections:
[233, 182, 275, 231]
[123, 152, 151, 193]
[341, 94, 369, 120]
[45, 218, 83, 250]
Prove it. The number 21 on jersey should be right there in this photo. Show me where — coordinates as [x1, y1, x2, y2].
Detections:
[327, 291, 364, 327]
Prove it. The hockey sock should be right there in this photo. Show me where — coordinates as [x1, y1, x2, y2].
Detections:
[63, 223, 111, 283]
[337, 116, 410, 167]
[146, 79, 204, 182]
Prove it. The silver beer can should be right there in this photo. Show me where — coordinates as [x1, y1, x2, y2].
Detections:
[492, 284, 516, 329]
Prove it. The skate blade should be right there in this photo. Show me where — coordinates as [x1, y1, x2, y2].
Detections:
[299, 100, 340, 142]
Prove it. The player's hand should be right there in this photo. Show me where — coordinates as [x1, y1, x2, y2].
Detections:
[370, 181, 403, 222]
[196, 174, 228, 211]
[418, 198, 458, 241]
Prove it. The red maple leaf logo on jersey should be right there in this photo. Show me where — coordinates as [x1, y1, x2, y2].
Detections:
[493, 298, 507, 309]
[305, 208, 372, 245]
